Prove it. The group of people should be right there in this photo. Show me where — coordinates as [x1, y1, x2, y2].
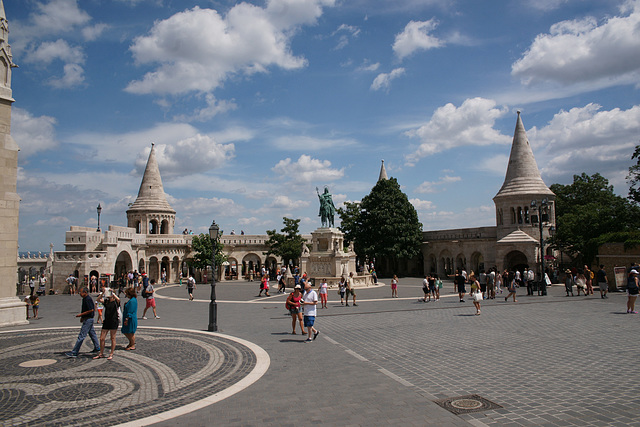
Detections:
[285, 281, 320, 342]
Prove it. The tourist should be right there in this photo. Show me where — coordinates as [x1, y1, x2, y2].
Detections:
[469, 274, 482, 315]
[564, 269, 574, 296]
[29, 276, 35, 296]
[286, 284, 305, 334]
[505, 271, 518, 302]
[495, 269, 503, 294]
[584, 265, 594, 295]
[161, 268, 167, 286]
[258, 274, 270, 297]
[65, 287, 100, 358]
[277, 271, 286, 294]
[371, 267, 377, 284]
[455, 270, 466, 302]
[339, 276, 346, 305]
[66, 274, 76, 295]
[434, 274, 441, 301]
[421, 275, 429, 302]
[391, 274, 399, 298]
[597, 265, 608, 299]
[93, 288, 119, 360]
[29, 295, 39, 319]
[318, 278, 328, 308]
[90, 275, 97, 293]
[346, 272, 357, 306]
[122, 287, 138, 350]
[96, 293, 104, 324]
[301, 282, 320, 342]
[626, 269, 639, 314]
[187, 275, 196, 300]
[142, 279, 160, 319]
[575, 270, 587, 296]
[479, 270, 487, 299]
[486, 268, 495, 299]
[428, 274, 437, 301]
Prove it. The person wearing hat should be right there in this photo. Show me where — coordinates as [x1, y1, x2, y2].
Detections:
[564, 269, 574, 297]
[626, 269, 639, 314]
[285, 284, 305, 334]
[29, 276, 35, 296]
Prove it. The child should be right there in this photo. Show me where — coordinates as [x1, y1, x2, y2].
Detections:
[30, 295, 40, 319]
[96, 295, 104, 324]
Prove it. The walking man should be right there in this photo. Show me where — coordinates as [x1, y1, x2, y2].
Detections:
[142, 279, 160, 319]
[65, 287, 100, 357]
[301, 282, 320, 342]
[597, 265, 609, 299]
[455, 270, 466, 302]
[346, 272, 358, 306]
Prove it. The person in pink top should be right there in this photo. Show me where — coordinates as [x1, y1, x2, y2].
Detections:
[318, 278, 328, 308]
[285, 285, 305, 334]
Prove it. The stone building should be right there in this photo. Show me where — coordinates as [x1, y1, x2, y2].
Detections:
[0, 1, 25, 327]
[422, 112, 556, 278]
[51, 144, 194, 292]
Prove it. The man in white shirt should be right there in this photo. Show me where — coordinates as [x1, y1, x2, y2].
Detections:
[301, 283, 319, 342]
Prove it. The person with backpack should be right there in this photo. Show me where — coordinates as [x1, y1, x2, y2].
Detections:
[187, 275, 196, 301]
[141, 279, 160, 320]
[285, 285, 305, 334]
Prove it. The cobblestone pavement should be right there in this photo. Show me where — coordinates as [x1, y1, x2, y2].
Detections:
[5, 279, 640, 426]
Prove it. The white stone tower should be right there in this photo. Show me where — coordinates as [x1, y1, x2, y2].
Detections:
[126, 143, 176, 235]
[493, 112, 555, 270]
[378, 159, 388, 181]
[0, 1, 25, 326]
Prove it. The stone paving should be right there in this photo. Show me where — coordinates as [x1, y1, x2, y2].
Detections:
[3, 279, 640, 426]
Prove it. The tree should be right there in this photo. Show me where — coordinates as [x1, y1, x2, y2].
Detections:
[550, 173, 640, 265]
[337, 201, 362, 249]
[627, 144, 640, 204]
[357, 178, 423, 275]
[189, 233, 227, 271]
[264, 217, 306, 267]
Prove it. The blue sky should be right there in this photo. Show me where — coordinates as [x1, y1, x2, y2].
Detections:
[8, 0, 640, 252]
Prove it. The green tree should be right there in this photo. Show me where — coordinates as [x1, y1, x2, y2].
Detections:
[550, 172, 640, 265]
[264, 217, 306, 267]
[627, 144, 640, 204]
[358, 178, 423, 275]
[189, 233, 227, 271]
[337, 201, 362, 251]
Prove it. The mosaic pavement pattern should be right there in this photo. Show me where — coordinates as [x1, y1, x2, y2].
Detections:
[0, 327, 260, 426]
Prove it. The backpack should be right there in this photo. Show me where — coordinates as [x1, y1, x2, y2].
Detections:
[285, 292, 295, 310]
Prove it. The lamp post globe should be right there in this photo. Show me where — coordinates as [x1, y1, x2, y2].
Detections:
[208, 220, 220, 332]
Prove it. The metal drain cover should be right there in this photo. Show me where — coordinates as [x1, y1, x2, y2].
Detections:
[434, 394, 502, 415]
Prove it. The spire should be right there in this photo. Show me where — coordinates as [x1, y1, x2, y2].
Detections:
[127, 144, 175, 213]
[494, 112, 553, 199]
[378, 159, 388, 181]
[0, 1, 5, 21]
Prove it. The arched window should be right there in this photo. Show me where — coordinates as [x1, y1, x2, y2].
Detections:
[517, 207, 523, 224]
[510, 207, 516, 224]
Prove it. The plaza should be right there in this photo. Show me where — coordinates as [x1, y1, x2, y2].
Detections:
[2, 279, 639, 426]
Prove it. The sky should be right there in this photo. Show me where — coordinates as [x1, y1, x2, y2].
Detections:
[7, 0, 640, 252]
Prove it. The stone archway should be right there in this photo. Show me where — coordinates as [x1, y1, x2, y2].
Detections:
[504, 250, 528, 272]
[149, 256, 159, 281]
[161, 256, 170, 284]
[455, 253, 466, 272]
[471, 251, 484, 274]
[115, 251, 133, 279]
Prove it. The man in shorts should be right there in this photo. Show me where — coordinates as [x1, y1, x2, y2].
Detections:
[301, 282, 319, 342]
[142, 279, 160, 319]
[597, 265, 608, 299]
[455, 270, 466, 302]
[346, 272, 358, 306]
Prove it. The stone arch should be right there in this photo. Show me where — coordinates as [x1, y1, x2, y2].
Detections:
[470, 251, 484, 274]
[135, 220, 142, 234]
[455, 253, 466, 272]
[161, 256, 170, 283]
[504, 250, 528, 272]
[161, 219, 169, 234]
[114, 250, 133, 279]
[138, 259, 145, 274]
[265, 256, 278, 279]
[242, 253, 262, 278]
[172, 256, 181, 282]
[149, 256, 159, 281]
[439, 249, 453, 277]
[149, 219, 159, 234]
[226, 257, 238, 279]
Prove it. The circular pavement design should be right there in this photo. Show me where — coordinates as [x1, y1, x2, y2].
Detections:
[0, 327, 269, 426]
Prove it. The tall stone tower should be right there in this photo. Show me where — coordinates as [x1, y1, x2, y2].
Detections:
[126, 143, 176, 235]
[0, 1, 25, 326]
[493, 112, 555, 270]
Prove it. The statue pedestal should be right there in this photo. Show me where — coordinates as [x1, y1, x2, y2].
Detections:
[300, 228, 371, 287]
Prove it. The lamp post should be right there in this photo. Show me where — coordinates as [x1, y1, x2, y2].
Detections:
[96, 203, 102, 232]
[208, 220, 220, 332]
[531, 198, 550, 296]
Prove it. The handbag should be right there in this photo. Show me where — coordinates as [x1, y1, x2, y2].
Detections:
[473, 291, 483, 302]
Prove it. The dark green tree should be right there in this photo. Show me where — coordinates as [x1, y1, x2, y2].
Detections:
[189, 233, 227, 271]
[264, 217, 306, 267]
[627, 144, 640, 204]
[337, 201, 362, 249]
[357, 178, 423, 275]
[550, 172, 640, 265]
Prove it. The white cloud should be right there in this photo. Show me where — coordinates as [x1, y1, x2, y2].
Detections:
[176, 196, 243, 217]
[11, 108, 58, 157]
[82, 23, 109, 41]
[174, 94, 238, 122]
[371, 68, 405, 91]
[272, 135, 357, 151]
[126, 1, 335, 96]
[512, 3, 640, 86]
[410, 198, 435, 211]
[404, 97, 511, 165]
[132, 135, 235, 177]
[332, 24, 360, 49]
[34, 216, 71, 226]
[356, 60, 380, 72]
[526, 0, 569, 11]
[49, 63, 85, 88]
[265, 195, 310, 210]
[528, 103, 640, 189]
[415, 175, 461, 193]
[272, 155, 344, 184]
[30, 0, 91, 35]
[24, 39, 84, 65]
[393, 19, 443, 60]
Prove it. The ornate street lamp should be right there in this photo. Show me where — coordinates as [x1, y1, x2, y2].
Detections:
[208, 220, 220, 332]
[96, 203, 102, 232]
[531, 198, 550, 296]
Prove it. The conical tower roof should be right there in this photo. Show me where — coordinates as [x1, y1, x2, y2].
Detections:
[378, 159, 388, 181]
[494, 112, 553, 199]
[127, 144, 175, 213]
